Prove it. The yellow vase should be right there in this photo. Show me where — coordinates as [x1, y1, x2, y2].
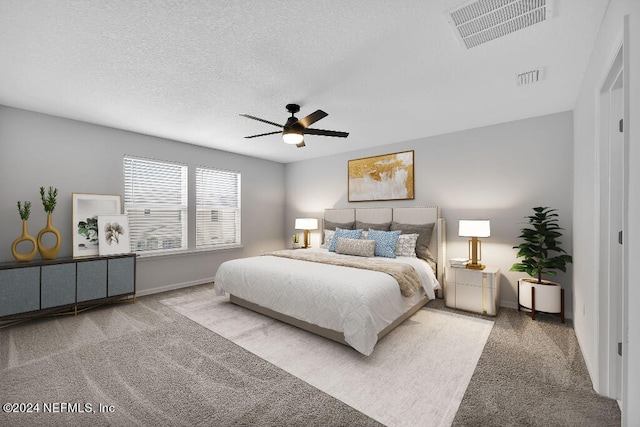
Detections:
[11, 220, 38, 262]
[37, 214, 62, 260]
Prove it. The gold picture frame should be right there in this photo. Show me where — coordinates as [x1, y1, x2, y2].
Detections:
[348, 150, 415, 202]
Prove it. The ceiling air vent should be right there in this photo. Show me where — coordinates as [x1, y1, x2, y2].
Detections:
[516, 67, 544, 86]
[447, 0, 553, 49]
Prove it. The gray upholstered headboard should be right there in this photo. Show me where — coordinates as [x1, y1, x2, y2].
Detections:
[323, 206, 446, 287]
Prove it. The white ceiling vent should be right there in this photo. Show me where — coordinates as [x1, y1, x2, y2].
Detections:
[447, 0, 553, 49]
[516, 67, 545, 86]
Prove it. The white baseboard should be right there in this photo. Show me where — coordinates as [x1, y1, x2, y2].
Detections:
[500, 300, 518, 310]
[500, 299, 573, 320]
[136, 277, 215, 297]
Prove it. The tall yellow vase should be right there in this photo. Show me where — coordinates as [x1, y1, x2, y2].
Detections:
[11, 220, 38, 262]
[37, 214, 61, 260]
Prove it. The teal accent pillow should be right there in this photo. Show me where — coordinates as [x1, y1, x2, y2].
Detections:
[367, 229, 402, 258]
[329, 228, 363, 252]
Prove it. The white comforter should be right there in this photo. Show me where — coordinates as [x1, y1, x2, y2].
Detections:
[214, 248, 440, 355]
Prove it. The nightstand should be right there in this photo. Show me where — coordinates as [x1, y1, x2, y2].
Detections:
[445, 266, 500, 316]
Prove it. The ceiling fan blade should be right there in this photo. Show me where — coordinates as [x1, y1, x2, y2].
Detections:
[296, 141, 306, 148]
[239, 114, 283, 128]
[304, 128, 349, 138]
[297, 110, 328, 128]
[244, 130, 282, 139]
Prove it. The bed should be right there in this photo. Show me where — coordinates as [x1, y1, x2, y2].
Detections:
[214, 206, 446, 355]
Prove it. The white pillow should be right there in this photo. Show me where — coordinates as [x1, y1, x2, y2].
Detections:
[321, 230, 335, 249]
[395, 233, 419, 258]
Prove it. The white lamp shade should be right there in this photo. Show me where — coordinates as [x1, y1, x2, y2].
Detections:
[458, 220, 490, 237]
[295, 218, 318, 230]
[283, 131, 304, 145]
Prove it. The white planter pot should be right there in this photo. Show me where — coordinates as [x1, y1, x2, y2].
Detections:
[518, 278, 562, 314]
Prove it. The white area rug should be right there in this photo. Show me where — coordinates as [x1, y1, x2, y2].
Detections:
[161, 287, 494, 427]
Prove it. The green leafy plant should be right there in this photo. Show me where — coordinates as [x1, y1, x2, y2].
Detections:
[293, 234, 300, 244]
[510, 207, 572, 284]
[77, 216, 99, 245]
[39, 186, 58, 214]
[17, 201, 32, 220]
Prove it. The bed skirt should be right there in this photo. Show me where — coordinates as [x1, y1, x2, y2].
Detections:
[229, 293, 430, 350]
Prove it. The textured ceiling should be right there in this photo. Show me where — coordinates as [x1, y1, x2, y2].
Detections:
[0, 0, 609, 163]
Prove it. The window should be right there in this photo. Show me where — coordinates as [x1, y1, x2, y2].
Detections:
[124, 156, 188, 254]
[196, 167, 241, 249]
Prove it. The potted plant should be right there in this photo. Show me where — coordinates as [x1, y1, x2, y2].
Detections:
[510, 207, 572, 322]
[11, 201, 38, 262]
[40, 185, 58, 215]
[17, 201, 32, 221]
[37, 185, 62, 260]
[292, 233, 300, 249]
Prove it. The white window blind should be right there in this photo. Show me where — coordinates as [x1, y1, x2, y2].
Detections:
[124, 156, 188, 254]
[196, 167, 241, 249]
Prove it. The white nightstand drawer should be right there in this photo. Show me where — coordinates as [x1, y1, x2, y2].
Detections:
[455, 282, 483, 313]
[445, 266, 500, 316]
[455, 269, 483, 286]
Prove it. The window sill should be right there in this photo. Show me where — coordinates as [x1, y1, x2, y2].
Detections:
[135, 244, 243, 260]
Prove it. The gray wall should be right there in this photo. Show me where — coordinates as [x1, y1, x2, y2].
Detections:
[285, 111, 574, 316]
[0, 106, 286, 295]
[0, 106, 574, 311]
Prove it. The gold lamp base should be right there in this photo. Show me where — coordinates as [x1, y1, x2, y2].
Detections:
[466, 237, 484, 270]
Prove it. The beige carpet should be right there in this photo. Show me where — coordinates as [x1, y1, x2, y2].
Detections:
[160, 287, 494, 427]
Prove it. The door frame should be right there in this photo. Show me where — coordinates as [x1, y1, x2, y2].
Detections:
[595, 37, 627, 402]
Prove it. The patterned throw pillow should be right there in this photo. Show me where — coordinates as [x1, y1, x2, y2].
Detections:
[320, 230, 335, 249]
[335, 237, 375, 257]
[395, 233, 419, 257]
[329, 228, 364, 252]
[367, 229, 402, 258]
[389, 222, 435, 262]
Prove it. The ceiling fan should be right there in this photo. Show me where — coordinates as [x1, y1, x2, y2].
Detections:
[240, 104, 349, 148]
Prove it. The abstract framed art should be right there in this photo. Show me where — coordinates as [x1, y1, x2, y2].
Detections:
[72, 193, 122, 257]
[348, 150, 415, 202]
[98, 214, 131, 256]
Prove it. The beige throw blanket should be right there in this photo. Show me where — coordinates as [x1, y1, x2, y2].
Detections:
[266, 250, 423, 298]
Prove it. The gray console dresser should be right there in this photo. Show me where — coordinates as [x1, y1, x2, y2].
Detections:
[0, 253, 135, 327]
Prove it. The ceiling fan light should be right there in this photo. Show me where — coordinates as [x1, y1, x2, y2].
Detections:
[282, 130, 304, 145]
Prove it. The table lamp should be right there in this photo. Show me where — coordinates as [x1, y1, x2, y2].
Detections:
[458, 219, 490, 270]
[295, 218, 318, 249]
